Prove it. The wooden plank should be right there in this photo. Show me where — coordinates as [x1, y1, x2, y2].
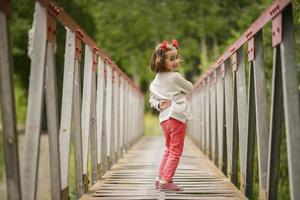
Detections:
[231, 67, 238, 186]
[198, 92, 202, 148]
[0, 10, 21, 200]
[138, 95, 141, 138]
[190, 93, 197, 147]
[122, 81, 127, 151]
[127, 82, 130, 149]
[216, 67, 226, 173]
[280, 5, 300, 200]
[205, 82, 211, 157]
[119, 76, 124, 155]
[132, 94, 136, 141]
[105, 64, 113, 168]
[126, 86, 131, 146]
[101, 63, 108, 175]
[110, 67, 116, 164]
[73, 59, 84, 196]
[90, 69, 98, 184]
[44, 41, 61, 200]
[192, 93, 201, 145]
[244, 62, 256, 198]
[252, 30, 269, 199]
[130, 88, 134, 144]
[21, 2, 47, 199]
[201, 87, 206, 152]
[59, 27, 76, 191]
[96, 58, 105, 168]
[235, 47, 248, 191]
[266, 46, 283, 199]
[210, 75, 218, 165]
[132, 89, 137, 142]
[124, 82, 129, 151]
[81, 136, 247, 200]
[141, 97, 145, 136]
[113, 70, 119, 158]
[192, 94, 196, 145]
[127, 82, 131, 148]
[139, 95, 143, 137]
[224, 59, 234, 182]
[81, 44, 93, 174]
[189, 94, 194, 145]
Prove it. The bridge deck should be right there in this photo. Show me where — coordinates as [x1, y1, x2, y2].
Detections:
[81, 136, 247, 200]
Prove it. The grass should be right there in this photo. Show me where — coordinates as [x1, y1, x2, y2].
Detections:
[143, 112, 163, 136]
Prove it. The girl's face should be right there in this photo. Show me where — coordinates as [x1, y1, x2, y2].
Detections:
[164, 49, 180, 72]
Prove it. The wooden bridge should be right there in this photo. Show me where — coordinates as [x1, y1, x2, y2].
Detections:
[81, 136, 246, 200]
[0, 0, 299, 200]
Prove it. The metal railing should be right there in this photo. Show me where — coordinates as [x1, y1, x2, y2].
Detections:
[0, 0, 144, 199]
[187, 0, 299, 199]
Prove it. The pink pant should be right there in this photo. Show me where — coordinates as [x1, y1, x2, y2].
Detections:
[159, 118, 186, 182]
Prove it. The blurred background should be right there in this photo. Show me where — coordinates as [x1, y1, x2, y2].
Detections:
[0, 0, 299, 199]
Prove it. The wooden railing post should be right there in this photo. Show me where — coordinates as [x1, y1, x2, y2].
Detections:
[21, 2, 47, 199]
[119, 75, 125, 157]
[96, 57, 106, 179]
[244, 58, 256, 198]
[81, 44, 94, 187]
[224, 58, 238, 184]
[235, 47, 248, 193]
[210, 72, 218, 165]
[217, 64, 227, 174]
[0, 1, 22, 199]
[204, 78, 210, 157]
[90, 49, 98, 184]
[279, 5, 300, 200]
[267, 36, 283, 200]
[45, 10, 62, 200]
[105, 63, 113, 170]
[113, 70, 120, 160]
[253, 30, 269, 200]
[59, 28, 77, 199]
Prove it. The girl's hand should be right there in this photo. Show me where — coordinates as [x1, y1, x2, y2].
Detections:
[159, 100, 172, 110]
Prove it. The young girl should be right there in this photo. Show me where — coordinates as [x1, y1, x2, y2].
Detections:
[149, 40, 193, 191]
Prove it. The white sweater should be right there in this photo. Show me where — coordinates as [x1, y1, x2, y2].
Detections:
[149, 72, 193, 123]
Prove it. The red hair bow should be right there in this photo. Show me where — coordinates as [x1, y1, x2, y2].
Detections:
[172, 39, 179, 49]
[160, 40, 168, 51]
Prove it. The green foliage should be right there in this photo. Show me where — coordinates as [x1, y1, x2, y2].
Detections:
[293, 0, 300, 92]
[144, 113, 162, 136]
[14, 75, 27, 122]
[10, 0, 299, 114]
[81, 0, 225, 85]
[9, 0, 34, 123]
[8, 0, 299, 115]
[293, 0, 300, 25]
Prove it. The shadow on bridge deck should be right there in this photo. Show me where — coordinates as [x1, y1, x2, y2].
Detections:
[81, 136, 247, 200]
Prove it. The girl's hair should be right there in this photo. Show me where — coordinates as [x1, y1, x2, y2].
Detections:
[150, 40, 179, 73]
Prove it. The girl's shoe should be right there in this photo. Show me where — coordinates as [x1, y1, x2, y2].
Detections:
[159, 182, 183, 191]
